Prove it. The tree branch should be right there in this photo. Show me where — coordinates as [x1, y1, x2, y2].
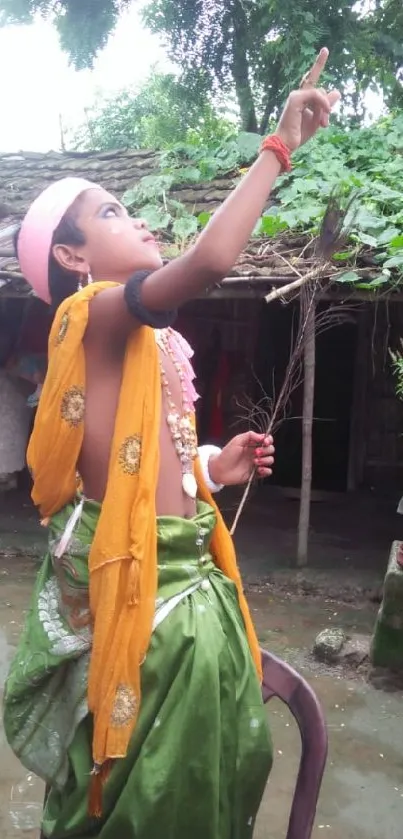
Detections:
[231, 0, 258, 133]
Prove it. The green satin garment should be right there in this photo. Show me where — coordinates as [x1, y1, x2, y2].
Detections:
[4, 499, 272, 838]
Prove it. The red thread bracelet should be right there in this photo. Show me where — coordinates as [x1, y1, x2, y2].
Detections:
[260, 135, 292, 172]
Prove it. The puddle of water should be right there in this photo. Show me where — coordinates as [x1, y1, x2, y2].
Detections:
[1, 556, 403, 838]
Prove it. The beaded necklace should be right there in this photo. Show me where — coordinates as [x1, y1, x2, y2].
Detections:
[155, 328, 198, 498]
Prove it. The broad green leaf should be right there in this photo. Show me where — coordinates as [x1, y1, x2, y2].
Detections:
[294, 178, 320, 194]
[333, 250, 356, 261]
[355, 207, 387, 232]
[356, 275, 389, 289]
[336, 271, 360, 284]
[175, 166, 202, 184]
[259, 215, 288, 237]
[277, 209, 298, 228]
[383, 255, 403, 269]
[169, 199, 189, 213]
[357, 233, 378, 247]
[377, 228, 401, 245]
[279, 203, 322, 228]
[252, 219, 263, 237]
[371, 184, 403, 201]
[370, 275, 390, 286]
[236, 132, 261, 162]
[139, 174, 175, 197]
[122, 188, 139, 208]
[263, 205, 281, 217]
[141, 204, 171, 231]
[197, 211, 211, 229]
[172, 215, 199, 241]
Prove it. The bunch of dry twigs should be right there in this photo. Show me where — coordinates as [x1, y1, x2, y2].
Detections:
[230, 191, 359, 536]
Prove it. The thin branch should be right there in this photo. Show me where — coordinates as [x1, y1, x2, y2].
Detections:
[229, 193, 361, 535]
[229, 296, 354, 536]
[230, 282, 319, 535]
[265, 262, 331, 303]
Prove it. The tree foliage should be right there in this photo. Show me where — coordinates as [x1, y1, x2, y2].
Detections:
[71, 72, 233, 150]
[0, 0, 131, 69]
[2, 1, 402, 131]
[142, 0, 403, 132]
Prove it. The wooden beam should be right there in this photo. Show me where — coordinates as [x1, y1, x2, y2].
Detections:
[2, 270, 403, 304]
[200, 279, 403, 303]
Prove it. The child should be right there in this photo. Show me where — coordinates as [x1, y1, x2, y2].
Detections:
[4, 51, 339, 838]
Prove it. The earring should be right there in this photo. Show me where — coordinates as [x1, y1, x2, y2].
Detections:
[77, 272, 92, 292]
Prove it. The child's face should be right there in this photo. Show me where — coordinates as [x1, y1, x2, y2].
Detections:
[57, 187, 163, 282]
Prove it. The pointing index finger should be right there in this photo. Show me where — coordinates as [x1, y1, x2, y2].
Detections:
[300, 47, 329, 89]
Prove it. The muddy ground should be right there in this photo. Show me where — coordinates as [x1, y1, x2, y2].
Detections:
[1, 487, 403, 837]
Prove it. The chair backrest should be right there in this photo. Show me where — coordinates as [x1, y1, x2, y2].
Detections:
[261, 648, 328, 839]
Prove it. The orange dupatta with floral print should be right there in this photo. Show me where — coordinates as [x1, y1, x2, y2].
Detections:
[27, 282, 262, 801]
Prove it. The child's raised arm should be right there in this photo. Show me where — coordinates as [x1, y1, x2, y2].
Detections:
[87, 49, 339, 345]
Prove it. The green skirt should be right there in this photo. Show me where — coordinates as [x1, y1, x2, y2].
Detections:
[4, 499, 272, 838]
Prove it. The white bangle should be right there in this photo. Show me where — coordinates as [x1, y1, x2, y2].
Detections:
[197, 445, 224, 493]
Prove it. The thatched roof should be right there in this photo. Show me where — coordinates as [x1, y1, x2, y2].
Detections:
[0, 147, 236, 219]
[0, 146, 392, 302]
[0, 147, 238, 297]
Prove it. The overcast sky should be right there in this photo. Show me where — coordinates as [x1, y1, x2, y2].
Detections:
[0, 6, 171, 153]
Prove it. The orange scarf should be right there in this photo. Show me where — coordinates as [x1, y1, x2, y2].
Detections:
[27, 282, 262, 785]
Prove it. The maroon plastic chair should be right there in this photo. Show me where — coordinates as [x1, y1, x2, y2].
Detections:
[261, 648, 328, 839]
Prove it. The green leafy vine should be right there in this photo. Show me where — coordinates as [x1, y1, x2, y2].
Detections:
[122, 113, 403, 282]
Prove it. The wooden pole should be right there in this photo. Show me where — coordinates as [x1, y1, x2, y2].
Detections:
[297, 303, 316, 566]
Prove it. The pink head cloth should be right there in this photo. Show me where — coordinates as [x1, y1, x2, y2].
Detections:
[17, 177, 97, 304]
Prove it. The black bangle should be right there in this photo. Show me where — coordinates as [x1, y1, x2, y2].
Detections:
[123, 271, 177, 328]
